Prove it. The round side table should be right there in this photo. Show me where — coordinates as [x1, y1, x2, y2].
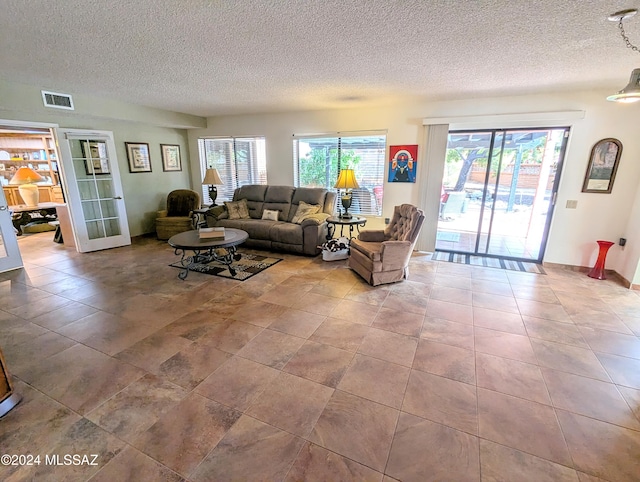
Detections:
[326, 216, 367, 240]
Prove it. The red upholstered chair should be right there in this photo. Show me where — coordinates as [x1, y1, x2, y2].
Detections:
[348, 204, 425, 286]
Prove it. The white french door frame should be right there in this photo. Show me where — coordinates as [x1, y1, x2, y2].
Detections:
[56, 129, 131, 252]
[0, 187, 23, 273]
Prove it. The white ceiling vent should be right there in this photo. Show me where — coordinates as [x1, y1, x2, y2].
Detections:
[41, 90, 74, 110]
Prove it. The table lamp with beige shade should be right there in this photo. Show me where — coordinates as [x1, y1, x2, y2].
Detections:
[202, 168, 223, 206]
[10, 167, 44, 207]
[334, 168, 360, 219]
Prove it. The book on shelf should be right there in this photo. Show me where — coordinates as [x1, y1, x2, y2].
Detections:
[199, 227, 225, 239]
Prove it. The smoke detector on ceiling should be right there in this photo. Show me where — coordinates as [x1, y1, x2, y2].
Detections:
[41, 90, 74, 110]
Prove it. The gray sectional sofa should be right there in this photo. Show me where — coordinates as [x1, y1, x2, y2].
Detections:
[205, 185, 336, 255]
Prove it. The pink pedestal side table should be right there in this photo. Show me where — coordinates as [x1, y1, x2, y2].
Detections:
[587, 240, 615, 280]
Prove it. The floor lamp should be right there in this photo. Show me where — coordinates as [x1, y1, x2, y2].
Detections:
[202, 168, 223, 206]
[334, 169, 360, 219]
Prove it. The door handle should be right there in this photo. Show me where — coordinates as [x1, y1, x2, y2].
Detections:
[113, 196, 122, 200]
[0, 206, 7, 211]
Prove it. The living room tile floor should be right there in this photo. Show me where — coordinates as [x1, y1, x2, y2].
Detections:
[2, 233, 640, 481]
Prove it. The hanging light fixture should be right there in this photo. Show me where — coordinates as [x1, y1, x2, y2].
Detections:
[607, 8, 640, 103]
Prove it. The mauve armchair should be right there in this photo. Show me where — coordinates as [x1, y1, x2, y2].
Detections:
[348, 204, 425, 286]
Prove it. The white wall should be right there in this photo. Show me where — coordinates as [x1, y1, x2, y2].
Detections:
[1, 79, 205, 236]
[188, 90, 640, 284]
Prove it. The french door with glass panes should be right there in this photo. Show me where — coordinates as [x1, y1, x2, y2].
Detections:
[0, 187, 23, 273]
[56, 129, 131, 252]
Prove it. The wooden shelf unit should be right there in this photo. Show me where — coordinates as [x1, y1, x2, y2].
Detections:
[0, 133, 59, 186]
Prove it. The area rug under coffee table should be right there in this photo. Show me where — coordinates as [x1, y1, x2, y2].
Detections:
[170, 253, 282, 281]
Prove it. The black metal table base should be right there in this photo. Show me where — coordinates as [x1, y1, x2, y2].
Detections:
[174, 245, 242, 280]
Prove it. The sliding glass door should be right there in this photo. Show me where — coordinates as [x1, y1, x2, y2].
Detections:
[436, 127, 569, 262]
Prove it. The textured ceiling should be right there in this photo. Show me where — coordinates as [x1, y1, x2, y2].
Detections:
[1, 0, 639, 117]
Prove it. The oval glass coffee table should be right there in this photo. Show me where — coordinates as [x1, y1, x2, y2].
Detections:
[168, 228, 248, 280]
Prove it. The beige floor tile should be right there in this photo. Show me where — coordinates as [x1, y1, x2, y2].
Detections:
[383, 292, 428, 316]
[474, 326, 537, 364]
[372, 307, 424, 336]
[557, 409, 640, 481]
[2, 330, 76, 377]
[473, 306, 526, 335]
[523, 315, 589, 348]
[246, 371, 334, 437]
[476, 352, 551, 404]
[596, 352, 640, 389]
[430, 285, 473, 305]
[542, 368, 640, 430]
[477, 388, 572, 466]
[195, 318, 264, 354]
[157, 342, 231, 389]
[309, 317, 370, 352]
[196, 355, 279, 410]
[283, 340, 354, 387]
[386, 412, 480, 482]
[579, 326, 640, 360]
[413, 339, 475, 384]
[19, 343, 144, 415]
[285, 441, 383, 482]
[268, 308, 326, 338]
[420, 316, 475, 350]
[135, 392, 241, 478]
[291, 291, 343, 315]
[86, 373, 187, 443]
[479, 439, 579, 482]
[470, 278, 513, 296]
[236, 328, 306, 369]
[309, 391, 398, 472]
[29, 300, 98, 330]
[115, 331, 194, 372]
[329, 299, 380, 325]
[403, 369, 478, 434]
[425, 298, 474, 324]
[192, 414, 305, 482]
[531, 338, 611, 381]
[358, 327, 418, 367]
[618, 385, 640, 422]
[516, 298, 571, 322]
[472, 292, 519, 314]
[89, 445, 185, 482]
[337, 353, 410, 408]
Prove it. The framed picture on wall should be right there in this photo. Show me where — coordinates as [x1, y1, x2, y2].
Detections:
[81, 140, 110, 175]
[161, 144, 182, 171]
[125, 142, 152, 173]
[582, 138, 622, 193]
[388, 144, 418, 183]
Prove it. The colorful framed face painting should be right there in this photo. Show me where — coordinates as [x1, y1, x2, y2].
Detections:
[388, 144, 418, 183]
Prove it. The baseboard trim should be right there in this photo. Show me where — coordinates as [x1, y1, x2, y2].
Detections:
[542, 261, 636, 290]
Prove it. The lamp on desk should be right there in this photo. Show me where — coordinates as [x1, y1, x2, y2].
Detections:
[10, 167, 44, 207]
[334, 169, 359, 219]
[202, 168, 223, 206]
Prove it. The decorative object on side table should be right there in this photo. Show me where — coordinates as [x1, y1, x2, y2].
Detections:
[587, 240, 615, 280]
[334, 168, 359, 218]
[202, 168, 223, 205]
[582, 138, 622, 193]
[161, 144, 182, 171]
[125, 142, 152, 173]
[10, 167, 44, 206]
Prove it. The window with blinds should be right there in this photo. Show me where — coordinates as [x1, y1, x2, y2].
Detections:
[198, 137, 267, 204]
[293, 132, 386, 216]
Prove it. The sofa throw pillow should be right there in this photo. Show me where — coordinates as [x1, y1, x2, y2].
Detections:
[261, 209, 279, 221]
[225, 199, 250, 220]
[291, 201, 321, 224]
